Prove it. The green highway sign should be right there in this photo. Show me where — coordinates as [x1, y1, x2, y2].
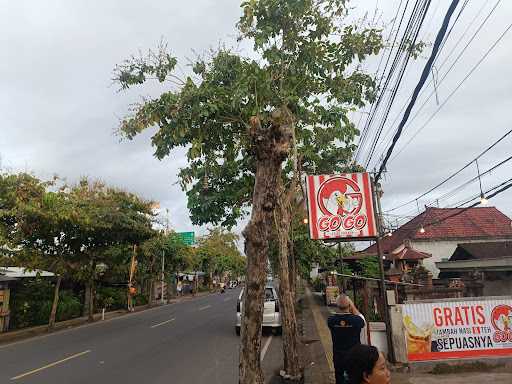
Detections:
[177, 231, 195, 246]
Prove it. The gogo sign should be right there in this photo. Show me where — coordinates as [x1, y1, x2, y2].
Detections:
[491, 304, 512, 343]
[306, 173, 377, 240]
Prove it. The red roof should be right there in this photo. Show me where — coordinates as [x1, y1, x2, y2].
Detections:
[365, 207, 512, 254]
[389, 246, 431, 261]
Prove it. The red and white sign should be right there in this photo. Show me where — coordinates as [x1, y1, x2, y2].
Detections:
[403, 298, 512, 361]
[305, 173, 377, 240]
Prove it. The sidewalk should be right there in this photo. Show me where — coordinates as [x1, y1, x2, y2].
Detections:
[301, 287, 512, 384]
[0, 291, 212, 345]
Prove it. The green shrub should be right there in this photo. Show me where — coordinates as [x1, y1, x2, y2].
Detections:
[9, 278, 81, 329]
[96, 286, 126, 310]
[312, 277, 326, 292]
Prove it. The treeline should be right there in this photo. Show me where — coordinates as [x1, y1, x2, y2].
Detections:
[0, 172, 245, 330]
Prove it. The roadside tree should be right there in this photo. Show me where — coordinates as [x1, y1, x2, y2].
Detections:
[113, 0, 383, 381]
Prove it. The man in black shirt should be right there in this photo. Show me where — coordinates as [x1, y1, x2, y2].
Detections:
[327, 294, 365, 384]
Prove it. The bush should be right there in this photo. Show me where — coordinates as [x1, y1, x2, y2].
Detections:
[132, 293, 148, 306]
[312, 277, 326, 292]
[54, 290, 82, 322]
[9, 278, 81, 329]
[96, 286, 126, 310]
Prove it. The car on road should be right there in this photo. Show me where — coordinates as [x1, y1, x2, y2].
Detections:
[235, 285, 281, 335]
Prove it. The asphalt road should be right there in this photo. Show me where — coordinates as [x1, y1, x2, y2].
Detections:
[0, 288, 282, 383]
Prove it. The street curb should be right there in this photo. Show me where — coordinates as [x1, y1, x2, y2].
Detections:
[302, 286, 334, 384]
[0, 291, 213, 346]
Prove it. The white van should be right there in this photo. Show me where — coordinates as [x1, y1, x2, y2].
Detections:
[235, 285, 282, 335]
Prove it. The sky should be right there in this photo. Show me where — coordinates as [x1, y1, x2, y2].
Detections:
[2, 0, 512, 244]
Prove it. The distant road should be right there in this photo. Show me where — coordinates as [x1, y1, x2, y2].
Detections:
[0, 288, 282, 383]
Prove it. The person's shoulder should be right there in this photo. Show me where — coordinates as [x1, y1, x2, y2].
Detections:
[347, 313, 365, 326]
[327, 313, 341, 327]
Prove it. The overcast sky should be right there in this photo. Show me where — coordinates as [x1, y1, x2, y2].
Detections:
[2, 0, 512, 242]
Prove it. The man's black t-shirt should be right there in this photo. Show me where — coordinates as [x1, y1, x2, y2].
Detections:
[327, 313, 365, 353]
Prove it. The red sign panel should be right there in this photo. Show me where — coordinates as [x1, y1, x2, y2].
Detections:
[306, 173, 377, 240]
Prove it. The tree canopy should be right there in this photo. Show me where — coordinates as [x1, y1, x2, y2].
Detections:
[114, 0, 383, 228]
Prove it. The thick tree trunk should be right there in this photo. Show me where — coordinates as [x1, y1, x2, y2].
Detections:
[275, 181, 301, 381]
[147, 278, 154, 308]
[87, 278, 95, 322]
[288, 237, 297, 302]
[48, 275, 62, 329]
[84, 282, 91, 317]
[239, 112, 293, 384]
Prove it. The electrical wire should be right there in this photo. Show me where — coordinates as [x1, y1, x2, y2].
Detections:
[375, 0, 484, 160]
[388, 20, 512, 163]
[362, 0, 433, 168]
[354, 0, 419, 163]
[374, 0, 461, 182]
[422, 177, 512, 230]
[385, 127, 512, 212]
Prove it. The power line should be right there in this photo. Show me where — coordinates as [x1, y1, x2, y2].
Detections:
[448, 177, 512, 208]
[431, 154, 512, 204]
[385, 127, 512, 212]
[374, 0, 461, 182]
[375, 0, 491, 163]
[389, 19, 512, 163]
[354, 0, 419, 163]
[422, 177, 512, 230]
[363, 0, 433, 168]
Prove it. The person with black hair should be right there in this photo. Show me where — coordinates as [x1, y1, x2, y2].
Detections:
[327, 294, 366, 384]
[345, 345, 391, 384]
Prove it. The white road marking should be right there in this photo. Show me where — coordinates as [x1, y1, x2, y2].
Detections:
[10, 350, 91, 380]
[223, 297, 231, 302]
[198, 305, 211, 311]
[150, 318, 175, 329]
[260, 336, 273, 362]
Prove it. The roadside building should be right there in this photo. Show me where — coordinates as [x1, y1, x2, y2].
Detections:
[363, 207, 512, 278]
[0, 267, 55, 332]
[437, 240, 512, 296]
[0, 275, 16, 332]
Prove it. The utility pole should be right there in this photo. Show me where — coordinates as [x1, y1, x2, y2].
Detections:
[371, 178, 395, 363]
[338, 242, 344, 291]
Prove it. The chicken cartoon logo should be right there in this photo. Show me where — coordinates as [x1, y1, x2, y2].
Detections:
[491, 305, 512, 331]
[317, 176, 362, 217]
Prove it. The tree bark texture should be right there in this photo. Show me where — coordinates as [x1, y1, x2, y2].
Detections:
[147, 278, 154, 308]
[84, 282, 91, 317]
[239, 111, 293, 384]
[48, 275, 62, 329]
[87, 278, 95, 322]
[275, 180, 301, 380]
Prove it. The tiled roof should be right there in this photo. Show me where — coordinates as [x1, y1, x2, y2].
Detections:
[389, 246, 431, 261]
[450, 241, 512, 261]
[365, 207, 512, 254]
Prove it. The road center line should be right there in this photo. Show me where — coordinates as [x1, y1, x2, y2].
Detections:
[198, 305, 211, 311]
[150, 318, 176, 329]
[10, 350, 91, 380]
[260, 336, 273, 362]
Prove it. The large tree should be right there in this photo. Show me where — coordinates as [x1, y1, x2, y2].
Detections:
[0, 174, 156, 325]
[195, 228, 245, 286]
[114, 1, 382, 381]
[139, 231, 192, 306]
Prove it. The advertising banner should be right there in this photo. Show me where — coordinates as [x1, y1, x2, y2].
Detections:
[402, 298, 512, 361]
[305, 173, 377, 240]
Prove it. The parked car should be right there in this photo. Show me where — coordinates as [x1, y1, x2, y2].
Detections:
[235, 285, 281, 335]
